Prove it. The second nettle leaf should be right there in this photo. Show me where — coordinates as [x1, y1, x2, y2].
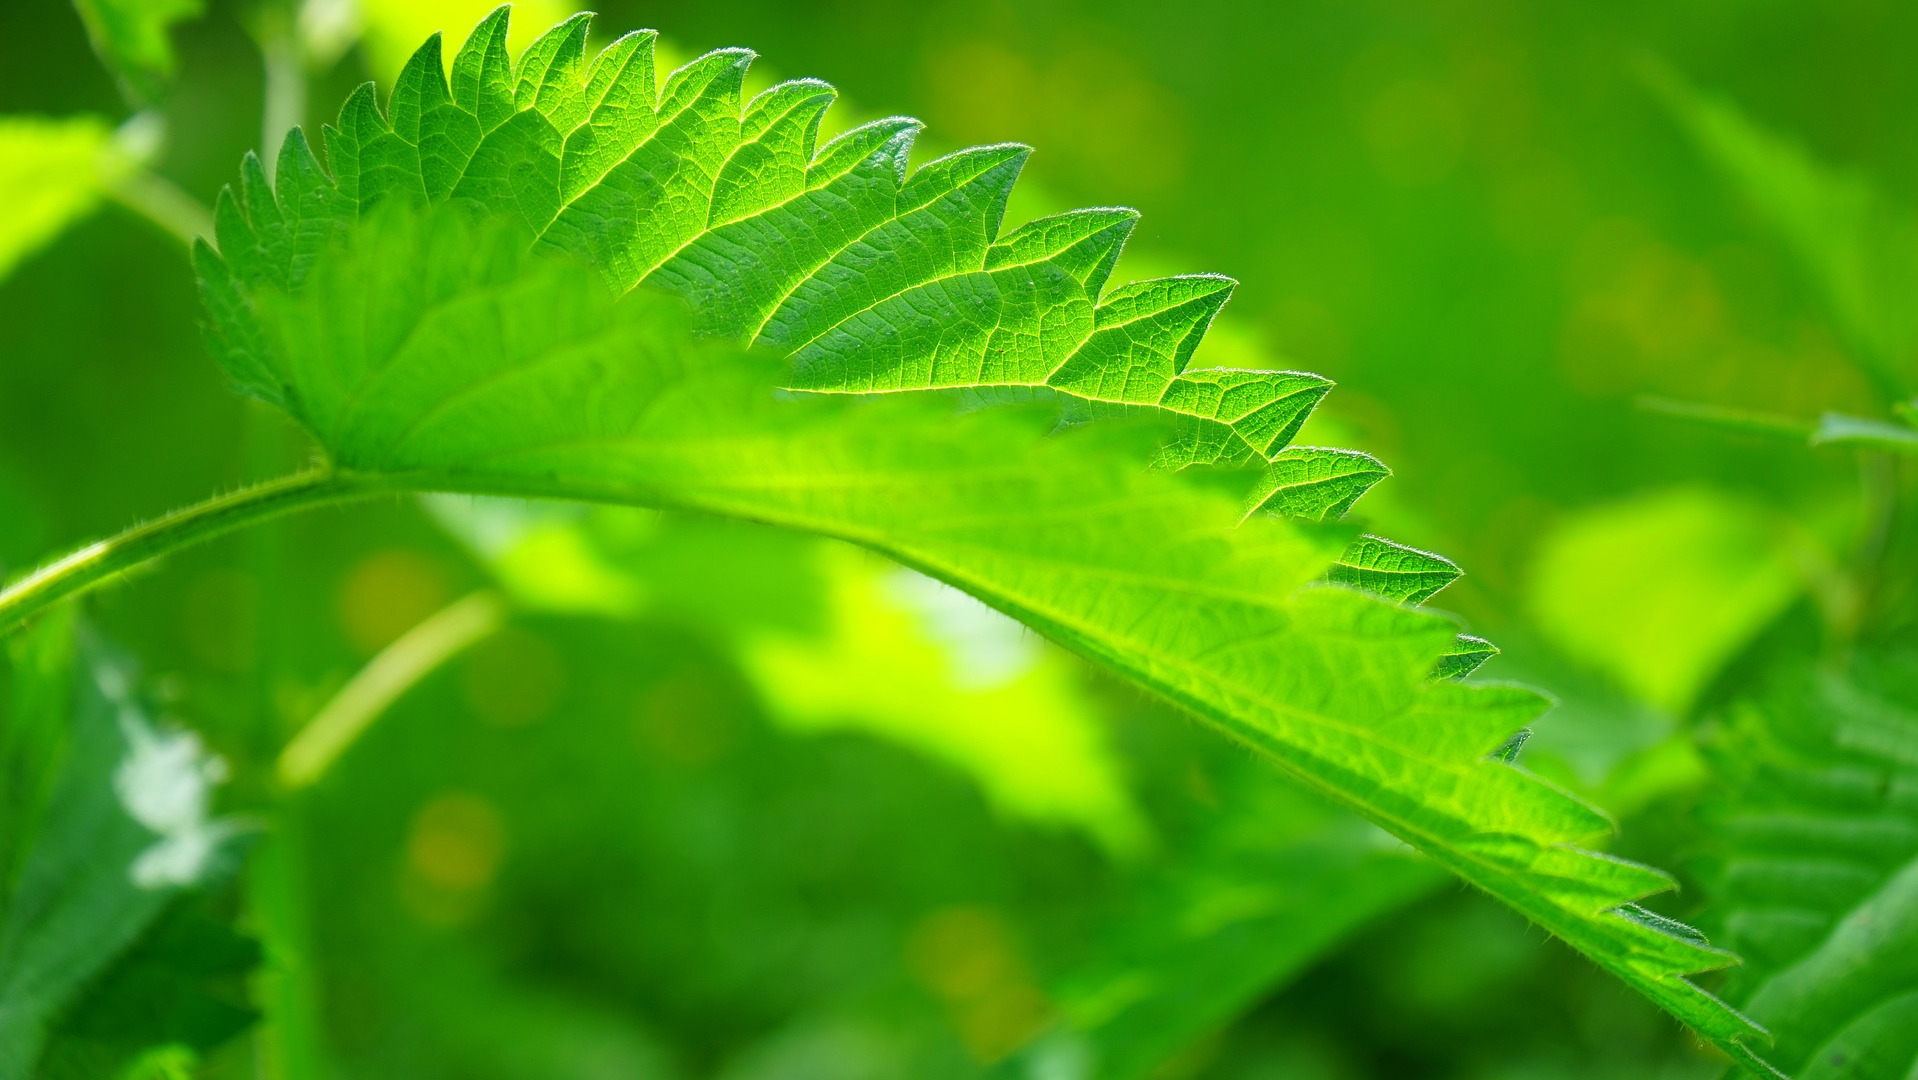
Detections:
[192, 8, 1775, 1067]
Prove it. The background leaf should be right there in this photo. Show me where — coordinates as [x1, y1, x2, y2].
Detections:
[69, 0, 203, 104]
[0, 116, 121, 283]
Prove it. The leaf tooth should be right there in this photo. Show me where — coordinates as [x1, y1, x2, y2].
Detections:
[1251, 446, 1389, 522]
[710, 80, 839, 227]
[1328, 534, 1461, 605]
[808, 116, 921, 187]
[1530, 849, 1678, 915]
[660, 47, 756, 123]
[451, 5, 516, 131]
[767, 144, 1033, 356]
[1608, 903, 1747, 977]
[193, 239, 282, 405]
[582, 29, 659, 117]
[1166, 369, 1330, 459]
[743, 78, 837, 141]
[1054, 275, 1233, 405]
[1093, 274, 1235, 351]
[986, 207, 1139, 296]
[238, 151, 280, 231]
[389, 33, 450, 144]
[899, 142, 1030, 224]
[1433, 633, 1498, 680]
[335, 81, 388, 143]
[557, 32, 665, 203]
[515, 11, 594, 111]
[210, 186, 262, 284]
[276, 128, 336, 197]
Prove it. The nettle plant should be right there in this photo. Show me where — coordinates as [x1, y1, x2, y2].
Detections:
[8, 6, 1914, 1079]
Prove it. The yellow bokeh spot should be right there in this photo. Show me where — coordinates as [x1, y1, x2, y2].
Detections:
[407, 791, 505, 891]
[401, 791, 506, 926]
[905, 906, 1052, 1062]
[337, 548, 451, 655]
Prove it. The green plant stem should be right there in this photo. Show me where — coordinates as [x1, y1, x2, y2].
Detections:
[108, 168, 215, 246]
[278, 590, 506, 790]
[0, 470, 382, 635]
[257, 10, 306, 181]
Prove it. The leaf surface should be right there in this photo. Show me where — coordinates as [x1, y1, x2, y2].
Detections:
[191, 11, 1774, 1064]
[1702, 657, 1918, 1078]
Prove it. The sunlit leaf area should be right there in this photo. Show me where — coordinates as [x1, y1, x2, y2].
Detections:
[3, 2, 1916, 1078]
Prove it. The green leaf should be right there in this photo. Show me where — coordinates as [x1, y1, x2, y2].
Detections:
[70, 0, 204, 104]
[0, 610, 75, 919]
[1699, 656, 1918, 1078]
[36, 903, 260, 1080]
[1527, 488, 1802, 715]
[1652, 63, 1918, 397]
[1012, 767, 1442, 1080]
[1248, 445, 1391, 521]
[1435, 634, 1498, 681]
[0, 632, 244, 1079]
[1328, 535, 1462, 605]
[181, 10, 1772, 1064]
[0, 116, 122, 283]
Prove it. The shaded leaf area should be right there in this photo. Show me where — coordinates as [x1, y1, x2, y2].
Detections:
[0, 616, 249, 1080]
[1654, 67, 1918, 398]
[280, 607, 1437, 1080]
[1699, 655, 1918, 1080]
[429, 500, 1446, 1075]
[430, 500, 1155, 855]
[188, 11, 1771, 1063]
[1005, 775, 1440, 1080]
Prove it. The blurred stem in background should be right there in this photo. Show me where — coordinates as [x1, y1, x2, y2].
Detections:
[251, 1, 306, 181]
[277, 590, 505, 790]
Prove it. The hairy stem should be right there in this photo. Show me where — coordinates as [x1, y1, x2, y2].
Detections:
[0, 470, 383, 634]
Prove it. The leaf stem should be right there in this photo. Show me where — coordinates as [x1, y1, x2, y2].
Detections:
[277, 590, 506, 790]
[107, 168, 215, 246]
[0, 470, 382, 634]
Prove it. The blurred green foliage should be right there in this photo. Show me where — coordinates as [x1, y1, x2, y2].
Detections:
[2, 0, 1916, 1077]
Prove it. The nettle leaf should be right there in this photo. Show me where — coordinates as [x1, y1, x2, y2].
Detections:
[1528, 489, 1802, 716]
[1654, 65, 1918, 396]
[1015, 765, 1443, 1080]
[70, 0, 204, 104]
[1701, 658, 1918, 1078]
[0, 629, 246, 1079]
[189, 9, 1770, 1064]
[0, 116, 122, 283]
